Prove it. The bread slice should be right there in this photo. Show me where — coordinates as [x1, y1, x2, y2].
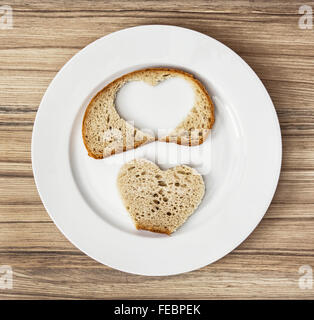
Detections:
[117, 159, 205, 235]
[82, 68, 214, 159]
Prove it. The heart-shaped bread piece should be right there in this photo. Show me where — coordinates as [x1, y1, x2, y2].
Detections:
[82, 68, 215, 159]
[117, 159, 205, 234]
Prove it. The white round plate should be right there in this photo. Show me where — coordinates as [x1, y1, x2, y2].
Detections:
[32, 25, 282, 276]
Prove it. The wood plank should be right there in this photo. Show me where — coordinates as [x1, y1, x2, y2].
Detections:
[7, 0, 308, 14]
[1, 126, 314, 171]
[1, 190, 314, 223]
[0, 218, 313, 254]
[0, 162, 32, 177]
[266, 203, 314, 219]
[0, 70, 53, 108]
[0, 251, 313, 299]
[282, 136, 314, 170]
[1, 71, 314, 135]
[0, 169, 307, 206]
[0, 131, 31, 162]
[273, 170, 314, 204]
[0, 204, 50, 222]
[0, 1, 313, 57]
[0, 17, 313, 56]
[1, 199, 314, 223]
[1, 166, 314, 208]
[242, 54, 314, 85]
[0, 48, 76, 72]
[0, 177, 41, 205]
[0, 221, 74, 252]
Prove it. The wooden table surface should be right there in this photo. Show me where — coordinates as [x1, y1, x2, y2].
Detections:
[0, 0, 314, 299]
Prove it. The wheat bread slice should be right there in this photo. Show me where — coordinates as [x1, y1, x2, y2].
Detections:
[117, 159, 205, 235]
[82, 68, 214, 159]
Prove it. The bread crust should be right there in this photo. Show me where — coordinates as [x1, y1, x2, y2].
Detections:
[135, 225, 172, 235]
[82, 67, 215, 159]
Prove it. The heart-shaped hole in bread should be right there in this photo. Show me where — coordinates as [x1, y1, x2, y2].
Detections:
[82, 68, 214, 159]
[115, 77, 195, 136]
[117, 159, 205, 234]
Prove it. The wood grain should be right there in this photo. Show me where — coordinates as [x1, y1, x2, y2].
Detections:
[0, 0, 314, 299]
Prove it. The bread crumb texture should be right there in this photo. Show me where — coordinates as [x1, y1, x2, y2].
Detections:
[82, 68, 215, 159]
[117, 159, 205, 234]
